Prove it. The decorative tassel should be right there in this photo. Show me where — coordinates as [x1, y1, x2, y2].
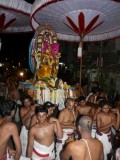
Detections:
[77, 46, 82, 57]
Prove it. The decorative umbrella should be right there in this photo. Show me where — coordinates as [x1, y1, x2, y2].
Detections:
[0, 0, 32, 33]
[30, 0, 120, 88]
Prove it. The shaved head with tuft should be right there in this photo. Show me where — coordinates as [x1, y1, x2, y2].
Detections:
[77, 116, 92, 132]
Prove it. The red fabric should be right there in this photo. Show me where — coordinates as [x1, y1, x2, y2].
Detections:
[0, 154, 7, 160]
[107, 133, 111, 142]
[65, 12, 104, 37]
[85, 15, 100, 33]
[113, 0, 120, 2]
[33, 148, 49, 158]
[0, 13, 5, 29]
[4, 18, 16, 30]
[0, 5, 30, 33]
[66, 16, 79, 34]
[0, 13, 16, 31]
[78, 12, 85, 33]
[67, 132, 74, 138]
[87, 21, 104, 34]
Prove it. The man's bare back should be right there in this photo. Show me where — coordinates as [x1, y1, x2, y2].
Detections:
[0, 120, 21, 159]
[0, 120, 13, 157]
[0, 100, 21, 160]
[61, 116, 104, 160]
[62, 138, 103, 160]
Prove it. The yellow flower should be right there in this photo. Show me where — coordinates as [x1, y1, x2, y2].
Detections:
[64, 85, 71, 89]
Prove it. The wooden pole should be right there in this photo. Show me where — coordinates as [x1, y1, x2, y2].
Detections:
[79, 40, 83, 91]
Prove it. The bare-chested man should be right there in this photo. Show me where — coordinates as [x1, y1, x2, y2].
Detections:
[27, 106, 63, 160]
[0, 100, 21, 160]
[89, 97, 105, 138]
[30, 101, 55, 127]
[99, 89, 108, 100]
[20, 95, 38, 157]
[87, 87, 99, 104]
[61, 116, 104, 160]
[76, 96, 92, 117]
[8, 83, 20, 102]
[8, 82, 22, 123]
[56, 98, 76, 160]
[96, 100, 120, 160]
[73, 83, 80, 99]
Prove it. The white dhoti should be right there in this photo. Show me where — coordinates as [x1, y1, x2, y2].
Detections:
[7, 156, 30, 160]
[20, 156, 30, 160]
[55, 129, 74, 160]
[91, 124, 97, 138]
[20, 126, 28, 157]
[32, 140, 55, 160]
[15, 107, 20, 122]
[15, 100, 22, 122]
[96, 131, 112, 160]
[6, 150, 30, 160]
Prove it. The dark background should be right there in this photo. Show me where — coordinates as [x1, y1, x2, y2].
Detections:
[0, 32, 34, 67]
[0, 0, 36, 66]
[25, 0, 35, 4]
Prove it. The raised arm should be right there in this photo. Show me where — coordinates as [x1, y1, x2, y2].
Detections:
[30, 114, 37, 127]
[49, 117, 63, 139]
[20, 106, 35, 126]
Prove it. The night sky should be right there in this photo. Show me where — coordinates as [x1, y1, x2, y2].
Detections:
[0, 0, 36, 64]
[0, 0, 35, 68]
[25, 0, 35, 4]
[0, 32, 34, 67]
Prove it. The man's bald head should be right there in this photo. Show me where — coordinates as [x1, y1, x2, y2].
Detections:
[77, 116, 92, 132]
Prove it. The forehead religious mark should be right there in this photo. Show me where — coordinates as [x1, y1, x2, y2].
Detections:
[39, 113, 46, 116]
